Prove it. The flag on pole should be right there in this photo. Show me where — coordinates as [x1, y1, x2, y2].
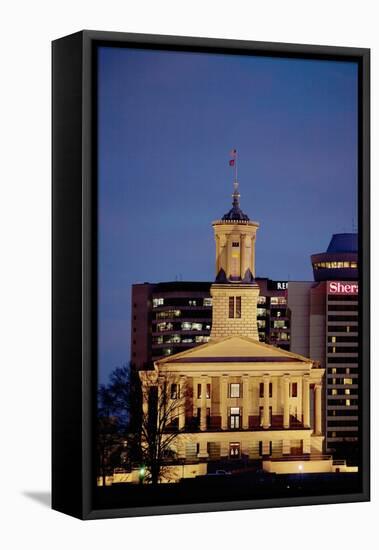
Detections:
[229, 159, 235, 166]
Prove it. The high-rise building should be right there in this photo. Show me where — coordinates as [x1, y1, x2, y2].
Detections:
[131, 278, 290, 369]
[288, 233, 359, 459]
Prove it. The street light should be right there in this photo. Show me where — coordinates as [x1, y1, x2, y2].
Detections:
[139, 466, 146, 484]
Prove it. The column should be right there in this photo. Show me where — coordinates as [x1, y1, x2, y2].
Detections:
[157, 376, 165, 428]
[315, 383, 322, 435]
[227, 236, 233, 279]
[198, 439, 208, 459]
[179, 375, 186, 430]
[221, 375, 228, 430]
[220, 234, 227, 275]
[262, 440, 270, 456]
[263, 374, 270, 429]
[176, 438, 186, 459]
[302, 375, 310, 428]
[200, 377, 207, 431]
[283, 375, 290, 428]
[220, 441, 228, 458]
[251, 235, 256, 277]
[302, 438, 311, 454]
[215, 235, 220, 275]
[240, 234, 246, 279]
[193, 377, 199, 419]
[142, 381, 149, 418]
[242, 375, 249, 429]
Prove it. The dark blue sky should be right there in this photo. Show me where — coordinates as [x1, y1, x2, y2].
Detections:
[98, 46, 358, 384]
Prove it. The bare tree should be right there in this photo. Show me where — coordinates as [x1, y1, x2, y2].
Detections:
[140, 371, 189, 484]
[97, 385, 125, 487]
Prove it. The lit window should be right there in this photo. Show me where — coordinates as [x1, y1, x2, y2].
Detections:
[170, 384, 179, 399]
[191, 322, 202, 331]
[153, 297, 164, 308]
[332, 389, 337, 395]
[258, 296, 266, 304]
[229, 296, 234, 318]
[344, 378, 353, 385]
[271, 297, 279, 305]
[346, 399, 351, 406]
[195, 335, 209, 343]
[188, 300, 197, 306]
[345, 389, 350, 395]
[331, 336, 336, 343]
[332, 431, 336, 438]
[229, 407, 240, 429]
[230, 383, 240, 398]
[181, 322, 191, 331]
[203, 297, 212, 307]
[332, 368, 337, 374]
[229, 297, 242, 318]
[236, 297, 241, 318]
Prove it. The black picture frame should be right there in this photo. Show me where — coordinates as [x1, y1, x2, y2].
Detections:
[52, 30, 370, 520]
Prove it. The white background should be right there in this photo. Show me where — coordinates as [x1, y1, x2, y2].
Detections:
[0, 1, 377, 548]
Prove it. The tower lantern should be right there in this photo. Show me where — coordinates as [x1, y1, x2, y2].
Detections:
[210, 161, 261, 341]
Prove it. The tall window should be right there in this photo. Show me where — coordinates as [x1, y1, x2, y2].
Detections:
[291, 383, 298, 397]
[236, 296, 241, 318]
[229, 407, 240, 429]
[170, 383, 179, 399]
[229, 296, 242, 318]
[229, 383, 241, 398]
[229, 296, 234, 318]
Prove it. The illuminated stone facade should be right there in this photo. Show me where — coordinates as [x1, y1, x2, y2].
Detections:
[140, 180, 328, 475]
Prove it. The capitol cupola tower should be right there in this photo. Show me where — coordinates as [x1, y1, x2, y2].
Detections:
[210, 153, 260, 341]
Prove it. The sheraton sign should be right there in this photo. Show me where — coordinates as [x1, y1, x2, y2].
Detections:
[328, 281, 359, 295]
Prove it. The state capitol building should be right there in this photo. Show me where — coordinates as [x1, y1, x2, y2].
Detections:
[138, 179, 357, 480]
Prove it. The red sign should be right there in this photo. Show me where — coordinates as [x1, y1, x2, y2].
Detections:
[328, 281, 358, 295]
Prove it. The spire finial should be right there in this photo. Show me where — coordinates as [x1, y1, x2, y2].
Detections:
[232, 181, 240, 208]
[222, 149, 249, 222]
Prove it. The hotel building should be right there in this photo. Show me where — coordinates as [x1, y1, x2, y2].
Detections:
[288, 233, 359, 458]
[139, 181, 333, 478]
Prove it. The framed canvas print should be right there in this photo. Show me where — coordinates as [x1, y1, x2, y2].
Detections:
[52, 30, 370, 519]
